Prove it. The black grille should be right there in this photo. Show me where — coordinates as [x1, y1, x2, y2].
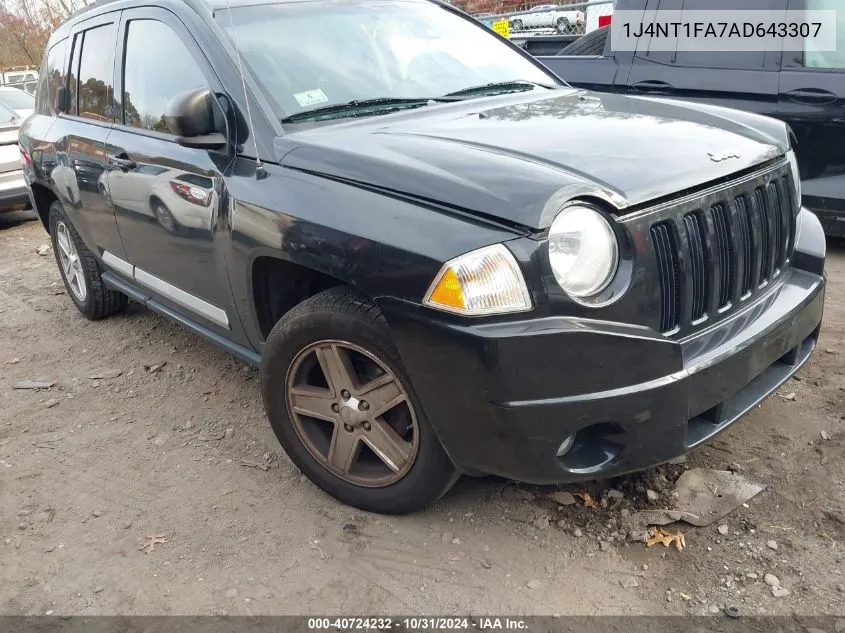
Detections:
[648, 164, 798, 334]
[734, 195, 754, 296]
[682, 213, 709, 321]
[651, 223, 681, 333]
[710, 203, 734, 308]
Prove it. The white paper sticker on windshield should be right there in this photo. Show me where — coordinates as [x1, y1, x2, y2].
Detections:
[294, 89, 329, 107]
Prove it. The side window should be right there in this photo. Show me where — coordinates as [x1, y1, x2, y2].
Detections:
[77, 22, 118, 121]
[672, 0, 772, 70]
[36, 39, 69, 115]
[122, 20, 208, 132]
[803, 0, 845, 69]
[68, 33, 82, 115]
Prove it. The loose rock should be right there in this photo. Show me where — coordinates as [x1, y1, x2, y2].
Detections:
[746, 572, 758, 579]
[764, 573, 780, 588]
[549, 491, 576, 506]
[532, 516, 550, 530]
[88, 369, 122, 380]
[606, 490, 624, 500]
[619, 577, 639, 589]
[717, 524, 729, 535]
[766, 540, 778, 550]
[599, 540, 611, 552]
[526, 579, 542, 590]
[36, 244, 51, 256]
[646, 489, 660, 502]
[44, 398, 60, 408]
[17, 522, 27, 530]
[573, 528, 583, 538]
[93, 586, 104, 594]
[771, 587, 790, 598]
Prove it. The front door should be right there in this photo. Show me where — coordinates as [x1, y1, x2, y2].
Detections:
[780, 0, 845, 232]
[106, 8, 235, 332]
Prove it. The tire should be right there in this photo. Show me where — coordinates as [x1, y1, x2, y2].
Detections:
[559, 26, 609, 55]
[152, 200, 178, 234]
[511, 19, 523, 31]
[48, 201, 127, 320]
[260, 286, 458, 514]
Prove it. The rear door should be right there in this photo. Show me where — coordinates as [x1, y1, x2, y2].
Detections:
[105, 7, 236, 333]
[43, 13, 125, 260]
[780, 0, 845, 231]
[626, 0, 784, 117]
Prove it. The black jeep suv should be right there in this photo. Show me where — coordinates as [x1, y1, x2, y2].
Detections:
[19, 0, 826, 514]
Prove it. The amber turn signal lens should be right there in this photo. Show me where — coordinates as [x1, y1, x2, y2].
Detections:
[423, 244, 532, 316]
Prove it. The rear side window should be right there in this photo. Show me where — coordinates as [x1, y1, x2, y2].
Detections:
[36, 38, 68, 115]
[122, 19, 207, 132]
[75, 23, 118, 121]
[68, 34, 82, 115]
[803, 0, 845, 68]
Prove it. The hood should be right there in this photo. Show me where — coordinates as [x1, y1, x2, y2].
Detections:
[276, 89, 789, 230]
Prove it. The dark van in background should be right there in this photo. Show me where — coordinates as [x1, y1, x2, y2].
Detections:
[534, 0, 845, 237]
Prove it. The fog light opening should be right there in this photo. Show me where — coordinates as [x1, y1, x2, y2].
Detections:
[556, 434, 576, 457]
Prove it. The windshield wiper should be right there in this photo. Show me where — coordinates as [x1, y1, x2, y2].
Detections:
[281, 97, 458, 123]
[442, 80, 555, 98]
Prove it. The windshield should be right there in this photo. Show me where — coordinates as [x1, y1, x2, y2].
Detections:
[0, 101, 17, 124]
[217, 0, 561, 121]
[0, 88, 34, 110]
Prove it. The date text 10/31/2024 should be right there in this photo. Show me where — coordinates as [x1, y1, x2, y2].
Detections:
[306, 617, 528, 630]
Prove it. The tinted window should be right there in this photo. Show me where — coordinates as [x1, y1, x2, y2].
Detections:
[41, 39, 69, 115]
[77, 23, 118, 121]
[803, 0, 845, 68]
[123, 20, 207, 132]
[671, 0, 770, 70]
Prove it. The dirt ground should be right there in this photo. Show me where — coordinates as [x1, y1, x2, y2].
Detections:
[1, 208, 844, 617]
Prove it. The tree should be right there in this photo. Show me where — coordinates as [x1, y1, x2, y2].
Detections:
[0, 0, 91, 69]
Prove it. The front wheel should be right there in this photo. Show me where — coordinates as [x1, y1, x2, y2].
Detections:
[260, 286, 457, 514]
[511, 19, 524, 30]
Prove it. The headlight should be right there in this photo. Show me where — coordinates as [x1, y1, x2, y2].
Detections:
[423, 244, 532, 315]
[786, 150, 802, 207]
[549, 205, 619, 299]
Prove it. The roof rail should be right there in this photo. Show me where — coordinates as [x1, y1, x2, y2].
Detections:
[69, 0, 213, 21]
[69, 0, 120, 19]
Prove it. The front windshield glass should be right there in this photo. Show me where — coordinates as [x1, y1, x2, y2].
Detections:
[0, 88, 35, 110]
[217, 0, 561, 120]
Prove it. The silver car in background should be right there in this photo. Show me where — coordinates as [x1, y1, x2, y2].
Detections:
[0, 101, 29, 213]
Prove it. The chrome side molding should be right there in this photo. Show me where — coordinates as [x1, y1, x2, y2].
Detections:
[100, 251, 230, 330]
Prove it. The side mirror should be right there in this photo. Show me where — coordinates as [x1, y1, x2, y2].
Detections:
[164, 88, 227, 150]
[56, 86, 70, 113]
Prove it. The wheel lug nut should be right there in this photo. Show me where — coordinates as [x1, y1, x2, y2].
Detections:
[362, 422, 371, 431]
[331, 403, 339, 413]
[341, 390, 350, 400]
[359, 401, 369, 411]
[344, 423, 354, 432]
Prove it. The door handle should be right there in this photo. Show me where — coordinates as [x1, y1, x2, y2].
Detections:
[107, 153, 137, 171]
[631, 80, 675, 94]
[785, 88, 838, 104]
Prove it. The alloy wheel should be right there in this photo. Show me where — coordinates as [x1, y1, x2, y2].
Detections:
[55, 221, 87, 302]
[285, 340, 420, 487]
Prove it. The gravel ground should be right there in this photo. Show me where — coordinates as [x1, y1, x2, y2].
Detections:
[1, 208, 844, 616]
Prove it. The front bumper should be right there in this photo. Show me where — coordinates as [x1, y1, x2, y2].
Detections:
[0, 169, 29, 211]
[383, 213, 827, 484]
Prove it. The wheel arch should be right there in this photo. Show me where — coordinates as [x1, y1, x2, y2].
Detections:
[30, 182, 58, 230]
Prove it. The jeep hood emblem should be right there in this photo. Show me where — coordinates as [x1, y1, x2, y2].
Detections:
[708, 151, 742, 162]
